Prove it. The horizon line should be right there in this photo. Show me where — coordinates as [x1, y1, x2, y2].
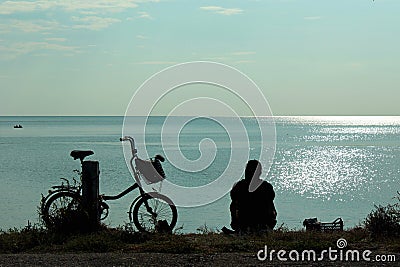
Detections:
[1, 115, 400, 117]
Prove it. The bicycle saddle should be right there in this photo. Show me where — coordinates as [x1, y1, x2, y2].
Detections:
[70, 150, 94, 161]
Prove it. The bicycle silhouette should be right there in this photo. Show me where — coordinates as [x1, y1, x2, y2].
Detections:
[40, 136, 177, 232]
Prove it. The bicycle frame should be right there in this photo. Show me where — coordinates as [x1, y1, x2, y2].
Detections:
[101, 136, 155, 212]
[101, 183, 143, 212]
[121, 136, 144, 188]
[120, 136, 161, 213]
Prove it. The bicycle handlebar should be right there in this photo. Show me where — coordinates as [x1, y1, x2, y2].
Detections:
[120, 136, 130, 142]
[120, 136, 137, 157]
[120, 136, 165, 162]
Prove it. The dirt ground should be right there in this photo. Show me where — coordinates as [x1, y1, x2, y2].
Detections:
[0, 252, 398, 267]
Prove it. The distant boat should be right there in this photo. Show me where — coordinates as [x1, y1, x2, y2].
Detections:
[13, 124, 23, 129]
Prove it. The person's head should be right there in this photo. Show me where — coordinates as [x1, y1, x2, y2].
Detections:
[245, 160, 262, 181]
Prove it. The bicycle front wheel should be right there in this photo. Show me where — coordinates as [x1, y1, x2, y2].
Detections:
[131, 193, 177, 233]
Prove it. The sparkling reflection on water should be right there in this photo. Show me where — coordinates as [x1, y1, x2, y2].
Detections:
[274, 146, 378, 200]
[267, 116, 400, 227]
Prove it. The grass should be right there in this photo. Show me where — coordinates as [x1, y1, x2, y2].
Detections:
[1, 192, 398, 254]
[0, 224, 399, 254]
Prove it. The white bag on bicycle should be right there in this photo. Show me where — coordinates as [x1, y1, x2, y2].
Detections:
[135, 158, 165, 184]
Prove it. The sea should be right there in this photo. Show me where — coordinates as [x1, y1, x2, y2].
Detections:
[0, 116, 399, 233]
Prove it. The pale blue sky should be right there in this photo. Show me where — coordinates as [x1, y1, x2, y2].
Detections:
[0, 0, 399, 116]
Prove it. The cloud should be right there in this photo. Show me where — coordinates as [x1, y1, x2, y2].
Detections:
[136, 35, 148, 39]
[137, 11, 152, 19]
[0, 41, 78, 59]
[235, 60, 255, 64]
[136, 61, 177, 65]
[79, 10, 98, 15]
[231, 51, 256, 56]
[1, 9, 129, 34]
[0, 20, 59, 33]
[72, 16, 121, 30]
[0, 1, 38, 14]
[0, 1, 160, 15]
[200, 6, 243, 16]
[45, 37, 67, 42]
[203, 57, 229, 61]
[0, 1, 158, 35]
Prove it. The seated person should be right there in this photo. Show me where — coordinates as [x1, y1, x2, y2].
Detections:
[230, 160, 277, 233]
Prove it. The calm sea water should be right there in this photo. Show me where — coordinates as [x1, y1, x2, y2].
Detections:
[0, 116, 399, 232]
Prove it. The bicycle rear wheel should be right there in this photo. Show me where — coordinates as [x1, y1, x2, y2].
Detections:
[131, 193, 177, 233]
[41, 191, 83, 229]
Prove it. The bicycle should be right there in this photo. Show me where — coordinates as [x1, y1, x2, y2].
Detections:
[40, 136, 178, 233]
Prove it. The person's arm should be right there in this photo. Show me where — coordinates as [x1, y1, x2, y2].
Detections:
[230, 182, 239, 200]
[267, 182, 275, 200]
[230, 182, 241, 231]
[268, 183, 277, 217]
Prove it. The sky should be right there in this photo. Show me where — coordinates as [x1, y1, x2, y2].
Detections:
[0, 0, 399, 116]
